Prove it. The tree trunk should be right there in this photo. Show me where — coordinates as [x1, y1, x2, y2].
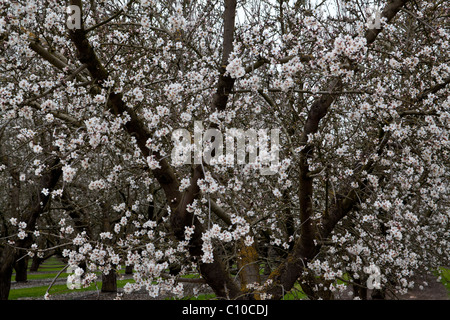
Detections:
[125, 265, 133, 275]
[0, 246, 14, 300]
[29, 255, 42, 272]
[30, 251, 54, 272]
[101, 271, 117, 293]
[100, 202, 117, 293]
[0, 264, 13, 300]
[371, 288, 386, 300]
[13, 257, 28, 282]
[353, 278, 368, 300]
[0, 158, 62, 300]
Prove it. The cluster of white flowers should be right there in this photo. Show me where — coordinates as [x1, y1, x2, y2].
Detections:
[280, 57, 304, 76]
[140, 0, 155, 7]
[197, 172, 221, 194]
[179, 177, 190, 191]
[84, 117, 109, 148]
[146, 155, 161, 170]
[333, 35, 367, 59]
[164, 83, 183, 103]
[93, 94, 106, 104]
[272, 188, 282, 198]
[226, 58, 246, 78]
[168, 5, 187, 33]
[132, 87, 144, 102]
[88, 179, 107, 191]
[140, 15, 151, 29]
[29, 141, 43, 154]
[143, 109, 161, 129]
[240, 75, 260, 91]
[0, 0, 448, 301]
[100, 232, 113, 240]
[62, 164, 77, 183]
[60, 225, 74, 235]
[10, 220, 28, 240]
[44, 10, 59, 29]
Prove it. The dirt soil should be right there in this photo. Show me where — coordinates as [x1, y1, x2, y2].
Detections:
[336, 272, 449, 300]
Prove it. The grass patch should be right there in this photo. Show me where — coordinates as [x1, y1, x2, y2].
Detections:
[9, 283, 97, 300]
[10, 256, 138, 300]
[34, 256, 65, 269]
[12, 272, 68, 282]
[282, 282, 307, 300]
[166, 293, 217, 301]
[8, 278, 135, 300]
[12, 256, 68, 282]
[436, 267, 450, 296]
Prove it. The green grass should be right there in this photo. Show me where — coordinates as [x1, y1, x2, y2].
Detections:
[9, 256, 136, 300]
[32, 256, 66, 270]
[12, 272, 69, 282]
[11, 256, 67, 282]
[282, 282, 307, 300]
[8, 278, 135, 300]
[10, 256, 308, 300]
[166, 293, 217, 301]
[9, 283, 96, 300]
[436, 267, 450, 296]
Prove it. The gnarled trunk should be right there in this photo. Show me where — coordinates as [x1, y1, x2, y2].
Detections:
[13, 257, 28, 283]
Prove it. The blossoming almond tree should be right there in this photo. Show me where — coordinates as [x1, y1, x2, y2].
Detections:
[0, 0, 449, 300]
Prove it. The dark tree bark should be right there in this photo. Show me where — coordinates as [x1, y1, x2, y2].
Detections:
[100, 202, 117, 293]
[125, 265, 133, 275]
[29, 255, 42, 272]
[0, 249, 14, 300]
[0, 157, 61, 300]
[101, 272, 117, 293]
[13, 257, 28, 283]
[353, 279, 365, 300]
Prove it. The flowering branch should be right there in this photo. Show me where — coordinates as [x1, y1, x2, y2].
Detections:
[265, 0, 412, 299]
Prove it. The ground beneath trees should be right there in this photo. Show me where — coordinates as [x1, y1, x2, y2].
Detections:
[338, 272, 449, 300]
[12, 271, 448, 300]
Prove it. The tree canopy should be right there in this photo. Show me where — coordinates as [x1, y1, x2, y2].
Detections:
[0, 0, 449, 300]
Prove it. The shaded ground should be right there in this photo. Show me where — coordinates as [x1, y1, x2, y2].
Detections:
[335, 272, 449, 300]
[11, 275, 212, 300]
[10, 256, 449, 300]
[12, 272, 448, 300]
[396, 273, 449, 300]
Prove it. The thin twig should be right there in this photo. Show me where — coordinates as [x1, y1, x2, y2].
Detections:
[45, 264, 69, 298]
[85, 0, 135, 34]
